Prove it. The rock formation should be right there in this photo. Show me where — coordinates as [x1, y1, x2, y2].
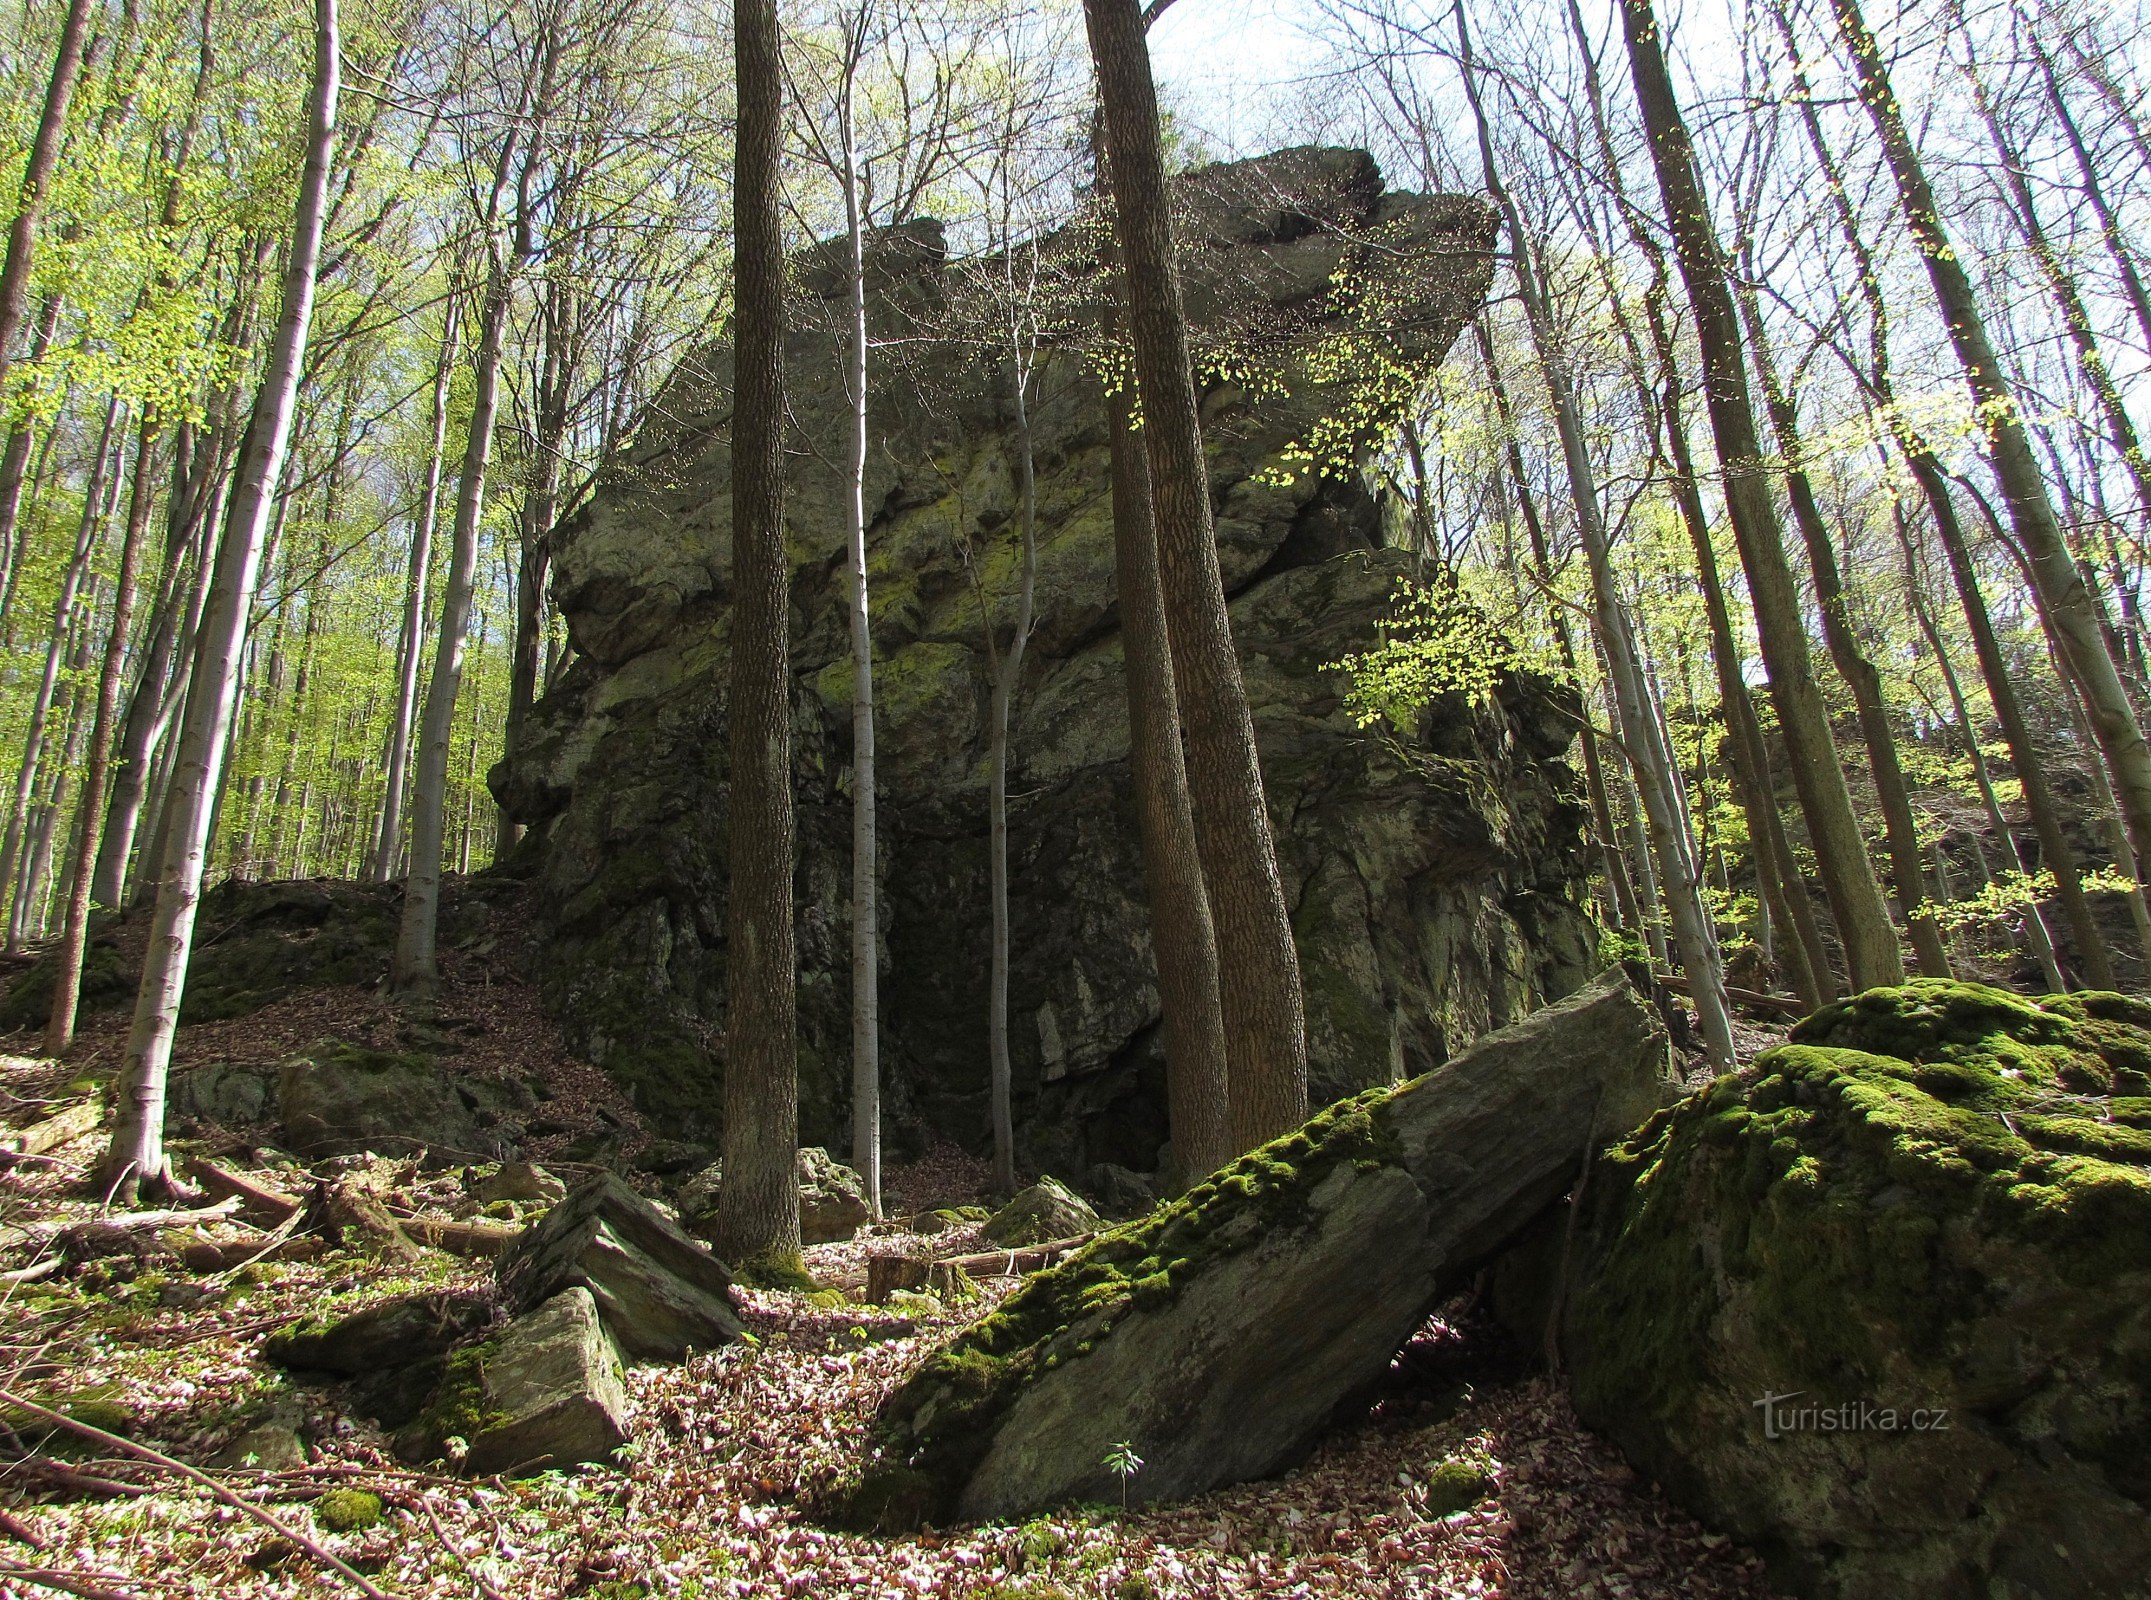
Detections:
[837, 971, 1672, 1528]
[1562, 981, 2151, 1599]
[493, 145, 1599, 1167]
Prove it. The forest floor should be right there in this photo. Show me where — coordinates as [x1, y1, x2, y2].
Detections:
[0, 895, 1789, 1600]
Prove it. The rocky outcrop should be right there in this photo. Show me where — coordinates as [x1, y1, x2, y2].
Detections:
[496, 1172, 744, 1358]
[492, 145, 1597, 1167]
[278, 1042, 535, 1159]
[839, 972, 1672, 1527]
[1562, 981, 2151, 1600]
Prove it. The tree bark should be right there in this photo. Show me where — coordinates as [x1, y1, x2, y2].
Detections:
[100, 0, 340, 1201]
[1455, 13, 1734, 1067]
[1618, 0, 1904, 991]
[838, 83, 881, 1218]
[393, 260, 507, 999]
[0, 0, 96, 395]
[45, 421, 160, 1051]
[1733, 284, 1949, 977]
[707, 0, 802, 1276]
[1085, 0, 1307, 1150]
[370, 290, 458, 882]
[987, 344, 1040, 1196]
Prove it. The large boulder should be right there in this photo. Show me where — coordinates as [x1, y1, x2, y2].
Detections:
[843, 971, 1671, 1526]
[491, 145, 1598, 1167]
[676, 1147, 874, 1244]
[981, 1177, 1100, 1246]
[277, 1041, 534, 1159]
[496, 1172, 743, 1358]
[1563, 981, 2151, 1600]
[264, 1290, 499, 1428]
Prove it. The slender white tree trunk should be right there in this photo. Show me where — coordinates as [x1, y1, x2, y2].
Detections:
[840, 86, 881, 1218]
[101, 0, 341, 1200]
[370, 293, 458, 883]
[988, 339, 1039, 1195]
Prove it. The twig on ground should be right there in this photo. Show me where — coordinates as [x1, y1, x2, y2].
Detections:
[416, 1497, 510, 1600]
[0, 1389, 405, 1600]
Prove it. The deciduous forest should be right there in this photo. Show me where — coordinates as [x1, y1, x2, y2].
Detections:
[0, 0, 2145, 1592]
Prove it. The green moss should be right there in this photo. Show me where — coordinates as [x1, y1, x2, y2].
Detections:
[1569, 980, 2151, 1434]
[859, 1084, 1406, 1525]
[314, 1489, 384, 1532]
[734, 1250, 817, 1292]
[1423, 1457, 1492, 1517]
[0, 936, 132, 1030]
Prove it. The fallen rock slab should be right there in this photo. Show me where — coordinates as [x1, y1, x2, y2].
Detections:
[846, 970, 1670, 1526]
[452, 1288, 629, 1477]
[496, 1172, 742, 1358]
[1562, 981, 2151, 1600]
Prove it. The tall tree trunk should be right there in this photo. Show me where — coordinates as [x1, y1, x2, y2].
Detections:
[1766, 0, 2115, 984]
[2035, 38, 2151, 362]
[370, 291, 458, 882]
[393, 261, 509, 999]
[1618, 0, 1904, 990]
[839, 90, 881, 1218]
[1827, 0, 2151, 887]
[1455, 12, 1735, 1066]
[1090, 110, 1231, 1190]
[101, 0, 340, 1201]
[1086, 0, 1308, 1149]
[1891, 508, 2067, 989]
[45, 421, 159, 1051]
[1964, 57, 2151, 530]
[1733, 283, 1949, 977]
[0, 0, 95, 393]
[0, 397, 123, 922]
[987, 350, 1038, 1196]
[707, 0, 802, 1276]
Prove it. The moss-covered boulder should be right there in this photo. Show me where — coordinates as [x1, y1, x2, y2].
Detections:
[1564, 980, 2151, 1599]
[836, 971, 1670, 1527]
[981, 1177, 1100, 1246]
[277, 1040, 536, 1159]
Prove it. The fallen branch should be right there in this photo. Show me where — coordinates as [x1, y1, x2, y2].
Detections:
[391, 1214, 519, 1259]
[1656, 971, 1805, 1020]
[2, 1460, 158, 1498]
[0, 1257, 61, 1287]
[28, 1198, 241, 1241]
[0, 1102, 102, 1165]
[0, 1506, 45, 1546]
[0, 1389, 405, 1600]
[0, 1560, 146, 1600]
[186, 1160, 303, 1226]
[866, 1234, 1094, 1302]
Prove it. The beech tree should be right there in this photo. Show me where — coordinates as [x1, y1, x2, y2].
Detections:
[103, 0, 342, 1199]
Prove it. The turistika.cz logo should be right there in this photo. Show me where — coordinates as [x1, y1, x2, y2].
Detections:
[1752, 1391, 1952, 1440]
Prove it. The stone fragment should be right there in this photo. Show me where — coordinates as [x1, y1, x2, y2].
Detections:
[980, 1177, 1099, 1247]
[471, 1162, 567, 1206]
[1084, 1163, 1158, 1219]
[496, 1172, 742, 1358]
[213, 1424, 307, 1472]
[459, 1288, 630, 1477]
[677, 1147, 874, 1244]
[796, 1147, 873, 1243]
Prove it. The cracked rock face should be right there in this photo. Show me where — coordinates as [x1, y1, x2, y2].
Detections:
[493, 145, 1598, 1167]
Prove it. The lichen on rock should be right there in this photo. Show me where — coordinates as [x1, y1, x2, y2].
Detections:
[1564, 978, 2151, 1599]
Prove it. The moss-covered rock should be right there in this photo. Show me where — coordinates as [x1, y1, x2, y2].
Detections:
[493, 148, 1597, 1164]
[840, 973, 1668, 1526]
[277, 1040, 535, 1159]
[981, 1177, 1100, 1247]
[313, 1489, 384, 1532]
[0, 934, 130, 1031]
[1564, 979, 2151, 1599]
